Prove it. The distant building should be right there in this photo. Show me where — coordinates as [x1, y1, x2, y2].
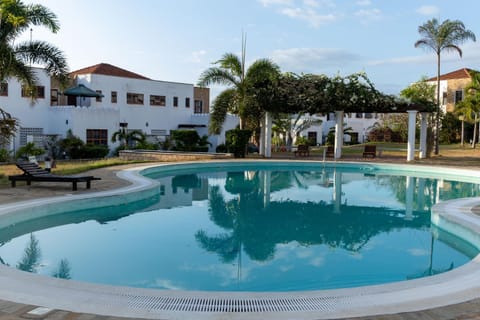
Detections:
[426, 68, 478, 113]
[1, 63, 238, 155]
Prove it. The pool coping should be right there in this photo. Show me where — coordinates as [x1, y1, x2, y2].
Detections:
[2, 160, 480, 319]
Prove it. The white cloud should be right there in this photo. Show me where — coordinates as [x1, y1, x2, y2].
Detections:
[281, 7, 337, 27]
[259, 0, 294, 7]
[189, 50, 207, 63]
[416, 5, 440, 16]
[303, 0, 336, 8]
[354, 8, 382, 23]
[356, 0, 372, 6]
[367, 55, 432, 66]
[272, 47, 361, 73]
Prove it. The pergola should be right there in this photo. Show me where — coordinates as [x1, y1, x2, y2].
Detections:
[254, 73, 434, 162]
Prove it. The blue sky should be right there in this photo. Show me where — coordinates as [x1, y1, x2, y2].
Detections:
[22, 0, 480, 98]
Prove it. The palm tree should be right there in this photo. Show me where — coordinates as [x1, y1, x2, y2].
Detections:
[0, 0, 68, 143]
[455, 71, 480, 148]
[111, 128, 146, 149]
[415, 18, 476, 155]
[197, 35, 280, 134]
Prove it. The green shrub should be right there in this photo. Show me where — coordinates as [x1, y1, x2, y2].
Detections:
[171, 130, 201, 151]
[80, 144, 109, 159]
[15, 142, 44, 159]
[226, 129, 252, 158]
[216, 144, 227, 153]
[0, 148, 10, 162]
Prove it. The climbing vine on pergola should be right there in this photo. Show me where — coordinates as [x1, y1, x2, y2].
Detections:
[251, 72, 435, 161]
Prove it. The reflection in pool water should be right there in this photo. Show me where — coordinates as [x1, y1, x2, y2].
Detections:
[0, 164, 479, 291]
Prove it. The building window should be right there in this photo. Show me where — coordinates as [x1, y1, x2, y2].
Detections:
[364, 113, 373, 119]
[185, 97, 190, 108]
[455, 90, 463, 103]
[50, 89, 59, 106]
[86, 129, 108, 145]
[21, 86, 45, 99]
[355, 113, 363, 118]
[126, 92, 144, 105]
[111, 91, 117, 103]
[150, 95, 166, 106]
[173, 96, 178, 107]
[95, 90, 102, 102]
[194, 99, 203, 113]
[0, 83, 8, 96]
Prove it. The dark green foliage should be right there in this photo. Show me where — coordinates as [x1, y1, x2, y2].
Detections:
[59, 131, 108, 159]
[59, 131, 84, 159]
[171, 130, 211, 152]
[81, 144, 109, 159]
[0, 148, 9, 162]
[216, 144, 227, 153]
[225, 129, 252, 158]
[15, 142, 44, 159]
[440, 112, 461, 144]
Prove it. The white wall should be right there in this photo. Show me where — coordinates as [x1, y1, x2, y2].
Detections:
[0, 68, 52, 152]
[76, 74, 194, 136]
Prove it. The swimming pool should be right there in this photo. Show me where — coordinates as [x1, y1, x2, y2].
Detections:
[2, 161, 480, 319]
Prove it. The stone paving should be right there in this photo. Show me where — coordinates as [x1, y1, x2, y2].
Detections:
[2, 160, 480, 320]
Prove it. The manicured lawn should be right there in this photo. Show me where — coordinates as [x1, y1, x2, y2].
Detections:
[0, 158, 143, 187]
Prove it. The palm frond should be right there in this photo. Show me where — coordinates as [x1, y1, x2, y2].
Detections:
[15, 40, 68, 78]
[215, 53, 243, 78]
[209, 89, 236, 135]
[26, 3, 60, 33]
[197, 67, 238, 87]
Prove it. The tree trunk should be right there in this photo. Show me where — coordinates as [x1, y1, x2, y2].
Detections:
[461, 119, 465, 147]
[472, 114, 477, 149]
[434, 52, 441, 155]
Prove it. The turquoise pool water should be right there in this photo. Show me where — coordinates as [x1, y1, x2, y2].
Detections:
[0, 162, 479, 292]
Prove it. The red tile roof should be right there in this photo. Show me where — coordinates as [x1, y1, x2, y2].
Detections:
[70, 63, 150, 80]
[427, 68, 477, 81]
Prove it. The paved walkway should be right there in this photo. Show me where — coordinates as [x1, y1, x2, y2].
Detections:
[2, 160, 480, 320]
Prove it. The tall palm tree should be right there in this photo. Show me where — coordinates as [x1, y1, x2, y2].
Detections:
[0, 0, 68, 143]
[197, 35, 280, 134]
[415, 18, 476, 155]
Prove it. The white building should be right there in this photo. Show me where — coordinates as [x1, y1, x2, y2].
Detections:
[293, 112, 379, 146]
[1, 63, 239, 156]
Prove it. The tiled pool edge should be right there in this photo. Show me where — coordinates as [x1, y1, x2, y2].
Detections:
[1, 161, 480, 320]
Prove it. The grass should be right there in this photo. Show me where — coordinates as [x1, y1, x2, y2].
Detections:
[0, 158, 146, 187]
[1, 143, 480, 187]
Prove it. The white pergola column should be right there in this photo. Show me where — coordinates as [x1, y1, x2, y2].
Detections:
[264, 112, 272, 158]
[407, 110, 418, 162]
[259, 117, 265, 156]
[334, 111, 344, 159]
[419, 112, 428, 159]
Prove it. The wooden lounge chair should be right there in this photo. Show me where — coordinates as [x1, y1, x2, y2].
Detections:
[325, 145, 334, 157]
[8, 161, 101, 191]
[293, 144, 310, 157]
[363, 145, 377, 158]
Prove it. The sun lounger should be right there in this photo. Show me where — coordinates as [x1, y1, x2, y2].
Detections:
[325, 145, 334, 157]
[293, 144, 310, 157]
[363, 145, 377, 158]
[8, 161, 101, 191]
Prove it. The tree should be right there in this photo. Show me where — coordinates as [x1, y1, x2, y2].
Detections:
[455, 71, 480, 148]
[415, 18, 476, 155]
[111, 128, 146, 149]
[0, 0, 69, 144]
[197, 35, 280, 134]
[272, 112, 322, 148]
